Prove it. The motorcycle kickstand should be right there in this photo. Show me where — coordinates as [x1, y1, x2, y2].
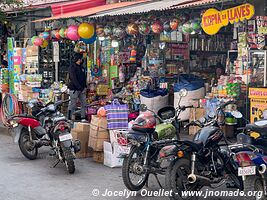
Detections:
[51, 159, 60, 168]
[153, 173, 163, 188]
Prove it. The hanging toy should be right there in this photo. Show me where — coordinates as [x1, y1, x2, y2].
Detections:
[170, 18, 179, 30]
[163, 21, 172, 32]
[139, 22, 151, 35]
[129, 46, 137, 63]
[96, 24, 105, 37]
[126, 23, 139, 35]
[151, 21, 163, 34]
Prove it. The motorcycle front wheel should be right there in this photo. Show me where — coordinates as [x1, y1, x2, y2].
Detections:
[61, 145, 75, 174]
[166, 158, 199, 200]
[18, 129, 38, 160]
[122, 145, 149, 191]
[243, 176, 265, 200]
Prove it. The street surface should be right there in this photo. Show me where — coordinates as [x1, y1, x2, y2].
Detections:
[0, 128, 249, 200]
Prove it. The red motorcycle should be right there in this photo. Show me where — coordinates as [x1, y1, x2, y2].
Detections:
[8, 99, 80, 174]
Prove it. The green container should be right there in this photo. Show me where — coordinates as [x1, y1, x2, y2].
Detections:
[156, 123, 176, 140]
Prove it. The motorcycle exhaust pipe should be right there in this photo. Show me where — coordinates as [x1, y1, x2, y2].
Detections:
[259, 164, 267, 174]
[188, 174, 211, 186]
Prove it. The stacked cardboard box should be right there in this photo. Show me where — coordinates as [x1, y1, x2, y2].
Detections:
[89, 115, 109, 163]
[189, 108, 205, 135]
[71, 122, 90, 158]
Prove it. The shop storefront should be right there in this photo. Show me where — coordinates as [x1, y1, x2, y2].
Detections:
[1, 0, 266, 163]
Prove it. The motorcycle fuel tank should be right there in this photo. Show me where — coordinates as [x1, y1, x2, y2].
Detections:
[155, 123, 176, 140]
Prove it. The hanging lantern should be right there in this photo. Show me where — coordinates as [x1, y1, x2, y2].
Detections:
[151, 21, 163, 34]
[78, 23, 95, 39]
[104, 25, 112, 37]
[126, 23, 139, 35]
[67, 25, 80, 41]
[139, 22, 151, 35]
[170, 18, 179, 31]
[163, 21, 171, 32]
[96, 25, 104, 37]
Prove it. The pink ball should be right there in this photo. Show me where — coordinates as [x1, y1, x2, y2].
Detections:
[67, 25, 80, 41]
[34, 38, 43, 46]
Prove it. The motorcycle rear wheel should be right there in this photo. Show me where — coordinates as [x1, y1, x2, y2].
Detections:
[122, 145, 149, 191]
[166, 158, 199, 200]
[62, 145, 75, 174]
[243, 176, 265, 200]
[18, 129, 38, 160]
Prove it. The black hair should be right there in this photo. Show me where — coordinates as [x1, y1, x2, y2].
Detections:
[1, 60, 8, 67]
[73, 53, 83, 63]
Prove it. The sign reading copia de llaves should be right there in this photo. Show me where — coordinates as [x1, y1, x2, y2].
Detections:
[201, 3, 255, 35]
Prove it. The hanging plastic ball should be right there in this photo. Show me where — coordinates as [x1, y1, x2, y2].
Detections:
[59, 28, 66, 38]
[55, 30, 61, 40]
[51, 30, 57, 39]
[126, 23, 139, 35]
[151, 21, 163, 34]
[67, 25, 80, 41]
[170, 18, 179, 30]
[163, 21, 171, 32]
[78, 23, 95, 39]
[42, 31, 50, 40]
[104, 25, 112, 37]
[191, 19, 201, 32]
[179, 14, 190, 24]
[97, 107, 106, 117]
[41, 40, 48, 48]
[34, 38, 43, 46]
[64, 28, 69, 39]
[80, 34, 97, 44]
[139, 22, 151, 35]
[96, 25, 104, 37]
[113, 26, 126, 39]
[31, 36, 38, 44]
[182, 22, 193, 34]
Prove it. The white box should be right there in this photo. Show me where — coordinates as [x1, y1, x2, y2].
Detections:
[104, 141, 131, 168]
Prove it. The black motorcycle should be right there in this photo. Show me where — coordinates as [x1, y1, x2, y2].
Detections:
[165, 101, 243, 200]
[121, 89, 193, 191]
[9, 98, 80, 174]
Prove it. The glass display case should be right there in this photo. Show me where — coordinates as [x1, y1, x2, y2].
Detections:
[248, 50, 267, 87]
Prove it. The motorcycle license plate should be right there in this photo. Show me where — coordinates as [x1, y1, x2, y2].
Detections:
[238, 166, 256, 176]
[59, 134, 72, 142]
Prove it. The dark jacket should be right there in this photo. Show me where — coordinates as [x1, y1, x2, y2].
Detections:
[68, 63, 87, 91]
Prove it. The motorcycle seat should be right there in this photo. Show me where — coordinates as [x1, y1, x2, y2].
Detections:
[246, 120, 267, 135]
[182, 140, 203, 152]
[127, 130, 147, 143]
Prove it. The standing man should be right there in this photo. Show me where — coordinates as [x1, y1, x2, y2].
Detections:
[68, 53, 87, 121]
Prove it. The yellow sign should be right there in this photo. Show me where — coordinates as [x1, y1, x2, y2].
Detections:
[249, 88, 267, 99]
[202, 3, 255, 35]
[250, 98, 267, 123]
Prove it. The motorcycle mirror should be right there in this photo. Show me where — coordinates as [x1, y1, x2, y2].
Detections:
[140, 104, 148, 112]
[179, 89, 188, 97]
[231, 111, 243, 119]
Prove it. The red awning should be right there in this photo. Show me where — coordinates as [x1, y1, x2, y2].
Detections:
[33, 0, 150, 22]
[51, 0, 106, 16]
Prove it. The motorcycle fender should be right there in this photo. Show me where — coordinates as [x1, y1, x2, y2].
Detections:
[11, 125, 24, 144]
